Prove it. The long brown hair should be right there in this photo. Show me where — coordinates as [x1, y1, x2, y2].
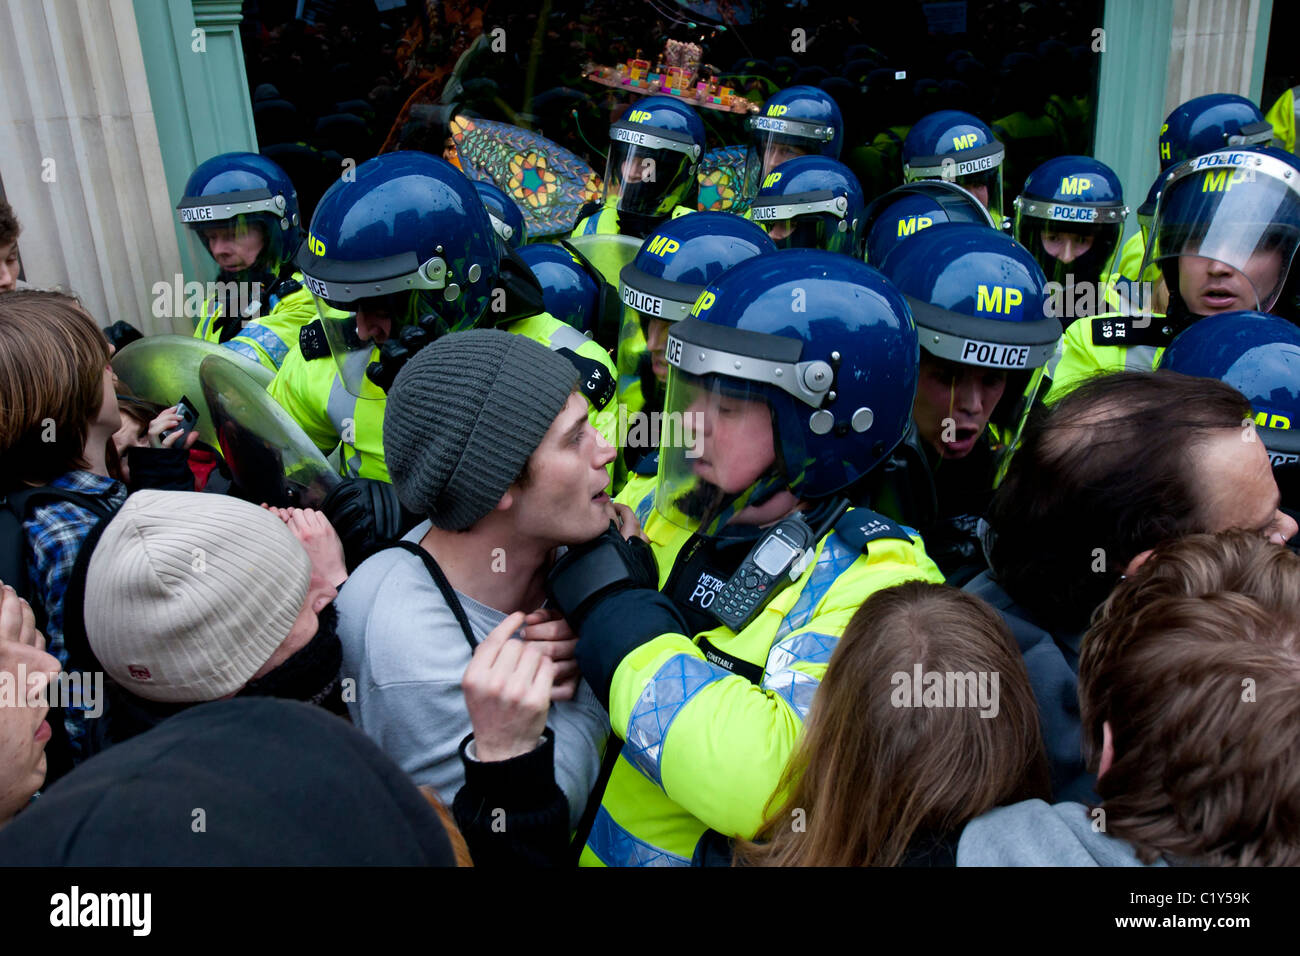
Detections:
[0, 290, 111, 491]
[734, 581, 1049, 867]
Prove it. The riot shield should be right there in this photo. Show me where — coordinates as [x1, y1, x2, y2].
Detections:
[111, 335, 274, 449]
[199, 355, 340, 508]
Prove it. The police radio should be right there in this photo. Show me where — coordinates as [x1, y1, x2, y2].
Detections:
[711, 499, 849, 631]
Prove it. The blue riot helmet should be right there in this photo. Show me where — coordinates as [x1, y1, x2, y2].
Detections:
[618, 212, 777, 413]
[177, 152, 302, 279]
[515, 240, 620, 348]
[295, 151, 528, 396]
[1158, 311, 1300, 500]
[862, 179, 997, 265]
[749, 156, 866, 257]
[1137, 163, 1186, 248]
[1142, 147, 1300, 321]
[603, 97, 706, 236]
[1159, 93, 1273, 170]
[1013, 156, 1128, 289]
[744, 85, 844, 204]
[877, 223, 1058, 461]
[474, 180, 527, 248]
[902, 110, 1007, 226]
[657, 249, 919, 531]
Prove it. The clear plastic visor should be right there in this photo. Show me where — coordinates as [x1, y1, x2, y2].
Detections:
[602, 136, 696, 218]
[1144, 162, 1300, 313]
[310, 293, 386, 399]
[1013, 212, 1124, 287]
[655, 368, 777, 531]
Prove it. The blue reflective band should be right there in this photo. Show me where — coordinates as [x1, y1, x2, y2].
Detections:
[587, 804, 691, 867]
[222, 340, 264, 365]
[774, 533, 857, 639]
[233, 322, 290, 367]
[624, 653, 728, 787]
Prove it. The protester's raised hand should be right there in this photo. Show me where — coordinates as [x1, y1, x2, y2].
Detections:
[521, 608, 579, 701]
[277, 507, 349, 593]
[0, 584, 43, 651]
[147, 406, 199, 450]
[463, 611, 553, 762]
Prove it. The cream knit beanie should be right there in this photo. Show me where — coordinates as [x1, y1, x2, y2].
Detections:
[84, 490, 311, 703]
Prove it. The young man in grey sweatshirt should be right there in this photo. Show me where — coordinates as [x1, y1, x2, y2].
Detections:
[336, 329, 618, 829]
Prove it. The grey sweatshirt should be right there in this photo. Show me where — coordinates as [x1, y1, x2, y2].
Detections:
[336, 521, 608, 829]
[957, 799, 1168, 867]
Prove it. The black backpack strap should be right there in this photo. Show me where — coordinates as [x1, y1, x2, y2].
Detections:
[389, 541, 478, 654]
[0, 486, 115, 607]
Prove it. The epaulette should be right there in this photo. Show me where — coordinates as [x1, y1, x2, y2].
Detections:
[832, 507, 918, 552]
[299, 319, 331, 360]
[267, 276, 304, 310]
[554, 348, 617, 411]
[1090, 313, 1176, 348]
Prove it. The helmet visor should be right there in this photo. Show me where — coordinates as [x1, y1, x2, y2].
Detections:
[311, 293, 409, 400]
[753, 191, 854, 254]
[654, 367, 776, 533]
[1013, 214, 1124, 289]
[1145, 155, 1300, 313]
[603, 127, 697, 218]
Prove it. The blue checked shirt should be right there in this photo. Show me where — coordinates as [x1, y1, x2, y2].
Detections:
[22, 470, 127, 760]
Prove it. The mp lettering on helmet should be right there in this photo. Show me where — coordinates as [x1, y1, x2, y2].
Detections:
[1201, 168, 1251, 193]
[975, 284, 1023, 315]
[307, 233, 327, 256]
[1059, 176, 1092, 195]
[647, 235, 681, 258]
[690, 290, 716, 317]
[1254, 409, 1293, 430]
[897, 215, 933, 237]
[952, 133, 979, 149]
[762, 171, 782, 189]
[628, 109, 654, 124]
[767, 104, 789, 117]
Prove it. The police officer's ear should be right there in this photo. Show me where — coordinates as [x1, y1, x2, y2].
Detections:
[1097, 720, 1115, 780]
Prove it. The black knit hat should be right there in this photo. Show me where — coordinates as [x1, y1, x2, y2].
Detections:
[383, 329, 579, 530]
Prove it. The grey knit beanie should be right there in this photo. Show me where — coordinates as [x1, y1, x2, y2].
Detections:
[384, 329, 580, 530]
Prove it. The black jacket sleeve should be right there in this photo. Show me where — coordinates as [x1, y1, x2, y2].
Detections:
[124, 447, 195, 492]
[451, 727, 571, 868]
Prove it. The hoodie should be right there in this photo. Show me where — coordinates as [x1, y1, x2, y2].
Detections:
[957, 799, 1167, 867]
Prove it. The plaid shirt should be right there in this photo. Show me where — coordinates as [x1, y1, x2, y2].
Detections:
[23, 470, 127, 760]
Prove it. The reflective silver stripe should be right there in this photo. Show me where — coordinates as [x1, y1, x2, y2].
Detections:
[762, 668, 820, 720]
[905, 143, 1005, 179]
[623, 654, 728, 787]
[610, 123, 701, 159]
[748, 114, 835, 142]
[1124, 344, 1160, 372]
[326, 375, 363, 478]
[1015, 196, 1127, 224]
[547, 323, 592, 353]
[750, 193, 848, 222]
[234, 322, 289, 366]
[586, 804, 691, 867]
[666, 325, 833, 407]
[177, 193, 286, 225]
[761, 631, 837, 722]
[1170, 149, 1300, 201]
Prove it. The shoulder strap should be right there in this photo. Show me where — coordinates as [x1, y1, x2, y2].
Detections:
[389, 541, 478, 653]
[832, 507, 917, 553]
[2, 485, 115, 523]
[299, 319, 331, 360]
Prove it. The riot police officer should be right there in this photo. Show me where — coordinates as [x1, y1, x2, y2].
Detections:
[876, 223, 1059, 582]
[743, 85, 844, 202]
[572, 97, 706, 239]
[749, 156, 866, 257]
[862, 179, 997, 266]
[176, 152, 314, 371]
[545, 249, 944, 866]
[474, 180, 528, 249]
[1051, 146, 1300, 401]
[902, 110, 1008, 226]
[270, 151, 618, 486]
[1013, 156, 1127, 322]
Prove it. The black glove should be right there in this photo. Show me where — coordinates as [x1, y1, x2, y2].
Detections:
[545, 521, 659, 634]
[321, 478, 404, 571]
[365, 314, 445, 392]
[104, 320, 143, 351]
